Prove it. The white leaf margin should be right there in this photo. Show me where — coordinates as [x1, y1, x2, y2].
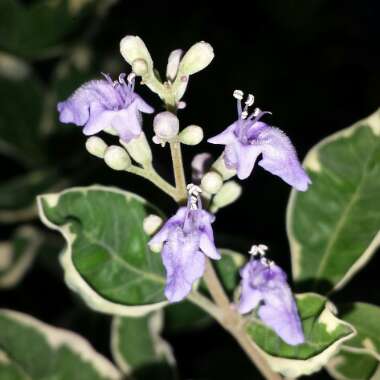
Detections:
[111, 310, 176, 376]
[0, 309, 122, 380]
[0, 226, 43, 289]
[248, 293, 356, 378]
[287, 109, 380, 292]
[37, 185, 168, 317]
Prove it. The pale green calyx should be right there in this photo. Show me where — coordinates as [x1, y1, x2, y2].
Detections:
[143, 214, 163, 236]
[153, 111, 179, 143]
[85, 136, 108, 158]
[178, 41, 214, 76]
[120, 133, 152, 167]
[201, 172, 223, 194]
[179, 125, 204, 145]
[211, 181, 242, 212]
[104, 146, 131, 171]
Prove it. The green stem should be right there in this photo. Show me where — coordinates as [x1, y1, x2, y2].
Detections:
[127, 165, 178, 201]
[169, 140, 187, 203]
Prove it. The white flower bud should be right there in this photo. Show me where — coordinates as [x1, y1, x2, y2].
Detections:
[132, 58, 149, 76]
[179, 125, 204, 145]
[211, 181, 242, 212]
[120, 35, 153, 71]
[143, 214, 163, 236]
[178, 41, 214, 76]
[166, 49, 183, 81]
[201, 172, 223, 194]
[85, 136, 108, 158]
[153, 111, 179, 141]
[104, 146, 131, 171]
[120, 133, 152, 166]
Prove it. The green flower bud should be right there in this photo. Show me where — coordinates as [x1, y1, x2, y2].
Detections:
[104, 146, 131, 171]
[143, 215, 163, 236]
[178, 41, 214, 76]
[201, 172, 223, 194]
[211, 181, 242, 212]
[85, 136, 108, 159]
[179, 125, 204, 145]
[120, 35, 153, 72]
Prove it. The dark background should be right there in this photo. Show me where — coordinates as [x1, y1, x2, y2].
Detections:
[1, 0, 380, 379]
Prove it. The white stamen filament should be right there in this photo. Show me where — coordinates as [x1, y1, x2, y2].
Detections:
[245, 93, 255, 107]
[187, 183, 202, 210]
[127, 72, 136, 83]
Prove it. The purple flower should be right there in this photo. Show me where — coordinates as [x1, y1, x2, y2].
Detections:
[208, 90, 311, 191]
[148, 185, 220, 302]
[238, 252, 304, 345]
[57, 73, 153, 142]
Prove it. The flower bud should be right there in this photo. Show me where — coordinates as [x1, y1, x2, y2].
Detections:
[150, 242, 163, 254]
[178, 41, 214, 76]
[201, 172, 223, 194]
[179, 125, 203, 145]
[191, 153, 213, 183]
[211, 181, 242, 212]
[104, 146, 131, 171]
[143, 214, 163, 236]
[120, 35, 153, 71]
[85, 136, 108, 158]
[153, 111, 179, 141]
[212, 154, 237, 180]
[166, 49, 183, 81]
[120, 133, 152, 166]
[132, 58, 149, 76]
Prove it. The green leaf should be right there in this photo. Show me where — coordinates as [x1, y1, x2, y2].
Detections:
[0, 0, 110, 59]
[0, 76, 45, 164]
[38, 185, 168, 316]
[0, 170, 60, 223]
[326, 349, 380, 380]
[245, 293, 355, 377]
[339, 303, 380, 358]
[165, 249, 246, 332]
[0, 226, 43, 289]
[0, 309, 121, 380]
[111, 311, 177, 379]
[326, 302, 380, 379]
[287, 109, 380, 294]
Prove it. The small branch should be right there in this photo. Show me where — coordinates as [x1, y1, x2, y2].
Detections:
[187, 291, 222, 322]
[203, 258, 282, 380]
[127, 166, 178, 201]
[169, 140, 187, 202]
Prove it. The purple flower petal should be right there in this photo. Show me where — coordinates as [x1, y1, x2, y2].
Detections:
[257, 127, 311, 191]
[162, 230, 205, 302]
[208, 123, 236, 145]
[57, 74, 153, 140]
[235, 143, 262, 180]
[238, 259, 304, 346]
[199, 233, 220, 259]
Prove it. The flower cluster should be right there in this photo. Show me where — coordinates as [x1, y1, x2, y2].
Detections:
[57, 35, 309, 346]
